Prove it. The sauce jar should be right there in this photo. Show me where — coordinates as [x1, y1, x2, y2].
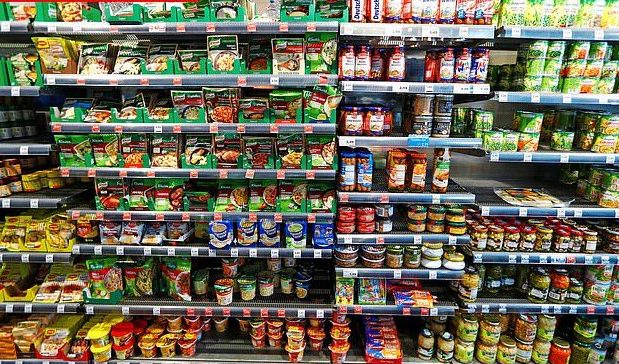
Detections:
[427, 219, 445, 233]
[407, 151, 427, 192]
[487, 225, 505, 251]
[386, 149, 407, 192]
[548, 269, 570, 304]
[428, 205, 446, 221]
[447, 222, 466, 235]
[548, 338, 571, 364]
[385, 246, 403, 268]
[338, 45, 356, 80]
[570, 229, 584, 252]
[534, 226, 553, 252]
[369, 48, 385, 80]
[404, 246, 421, 268]
[363, 107, 386, 136]
[387, 46, 405, 81]
[375, 218, 393, 233]
[583, 229, 598, 253]
[471, 225, 488, 250]
[354, 45, 371, 80]
[407, 218, 426, 232]
[408, 204, 427, 220]
[552, 229, 571, 252]
[446, 207, 465, 223]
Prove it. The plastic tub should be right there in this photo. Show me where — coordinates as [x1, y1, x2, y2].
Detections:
[215, 278, 234, 305]
[214, 317, 229, 333]
[331, 312, 348, 324]
[188, 326, 203, 341]
[268, 332, 283, 347]
[113, 337, 135, 360]
[138, 334, 158, 358]
[222, 258, 240, 278]
[295, 271, 312, 299]
[156, 334, 177, 358]
[178, 333, 198, 357]
[309, 318, 325, 328]
[111, 322, 134, 346]
[183, 316, 202, 331]
[286, 331, 305, 350]
[251, 333, 267, 348]
[91, 343, 112, 363]
[329, 342, 351, 364]
[250, 320, 266, 337]
[280, 268, 296, 294]
[286, 342, 307, 363]
[202, 317, 212, 332]
[258, 271, 275, 297]
[166, 316, 182, 331]
[267, 319, 284, 335]
[87, 323, 112, 347]
[238, 275, 257, 301]
[307, 327, 326, 351]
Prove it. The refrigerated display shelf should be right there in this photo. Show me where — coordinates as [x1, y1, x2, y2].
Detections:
[0, 187, 91, 209]
[459, 178, 618, 218]
[50, 122, 335, 135]
[0, 252, 71, 263]
[338, 175, 475, 204]
[45, 74, 338, 87]
[0, 21, 29, 33]
[339, 23, 495, 39]
[59, 167, 335, 180]
[498, 26, 619, 40]
[340, 81, 490, 94]
[463, 297, 619, 315]
[494, 91, 619, 105]
[33, 21, 339, 34]
[67, 209, 334, 222]
[0, 361, 87, 364]
[467, 249, 619, 265]
[336, 267, 464, 280]
[0, 86, 40, 97]
[84, 294, 333, 318]
[338, 135, 482, 149]
[72, 244, 331, 259]
[336, 301, 458, 316]
[0, 142, 53, 156]
[488, 150, 619, 164]
[336, 219, 469, 245]
[0, 302, 79, 314]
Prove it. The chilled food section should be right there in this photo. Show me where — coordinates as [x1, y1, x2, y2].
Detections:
[1, 0, 619, 363]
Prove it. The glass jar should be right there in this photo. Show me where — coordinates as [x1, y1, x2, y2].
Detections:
[515, 315, 538, 342]
[501, 264, 516, 292]
[404, 246, 421, 268]
[417, 328, 434, 360]
[479, 315, 501, 345]
[548, 269, 570, 304]
[407, 152, 427, 192]
[573, 316, 598, 344]
[454, 337, 474, 364]
[552, 229, 571, 252]
[528, 268, 550, 303]
[503, 226, 520, 251]
[485, 265, 502, 294]
[532, 338, 551, 364]
[565, 278, 583, 303]
[476, 340, 498, 364]
[476, 264, 486, 293]
[519, 225, 537, 252]
[583, 229, 598, 253]
[446, 207, 465, 223]
[534, 226, 553, 252]
[548, 338, 571, 364]
[427, 219, 445, 233]
[428, 205, 446, 220]
[431, 316, 447, 335]
[385, 246, 404, 268]
[570, 229, 584, 252]
[536, 315, 557, 342]
[436, 331, 454, 362]
[471, 225, 489, 250]
[457, 314, 479, 342]
[498, 315, 511, 334]
[497, 335, 517, 364]
[516, 338, 534, 363]
[516, 266, 530, 294]
[570, 341, 591, 364]
[458, 266, 480, 303]
[487, 225, 505, 251]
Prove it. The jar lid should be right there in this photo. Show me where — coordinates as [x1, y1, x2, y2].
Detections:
[446, 208, 464, 216]
[519, 314, 538, 323]
[409, 204, 427, 212]
[585, 229, 598, 237]
[464, 266, 478, 274]
[386, 246, 404, 254]
[556, 229, 570, 237]
[552, 337, 570, 349]
[462, 314, 478, 323]
[553, 268, 569, 276]
[569, 277, 582, 287]
[474, 225, 488, 232]
[505, 226, 520, 233]
[447, 221, 466, 227]
[421, 328, 433, 338]
[571, 229, 584, 237]
[522, 225, 537, 233]
[532, 267, 549, 276]
[484, 315, 500, 325]
[537, 226, 553, 234]
[500, 335, 516, 348]
[429, 205, 446, 213]
[440, 331, 454, 342]
[489, 224, 504, 233]
[444, 251, 464, 262]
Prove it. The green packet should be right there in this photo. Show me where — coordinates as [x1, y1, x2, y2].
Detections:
[278, 180, 307, 212]
[178, 49, 207, 73]
[55, 135, 93, 167]
[249, 180, 277, 212]
[305, 33, 337, 74]
[90, 134, 121, 167]
[215, 181, 248, 212]
[113, 42, 149, 75]
[305, 86, 342, 122]
[308, 182, 335, 212]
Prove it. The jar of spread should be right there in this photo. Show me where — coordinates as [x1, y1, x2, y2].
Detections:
[407, 218, 426, 232]
[404, 246, 421, 268]
[427, 219, 445, 233]
[413, 95, 435, 116]
[445, 207, 465, 222]
[375, 204, 393, 218]
[376, 218, 392, 233]
[519, 225, 537, 252]
[428, 205, 446, 220]
[363, 107, 386, 136]
[385, 246, 404, 268]
[408, 205, 427, 220]
[356, 206, 375, 223]
[583, 229, 598, 253]
[503, 226, 520, 252]
[447, 222, 466, 235]
[354, 45, 371, 80]
[22, 172, 41, 192]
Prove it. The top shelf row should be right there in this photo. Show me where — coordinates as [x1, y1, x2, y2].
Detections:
[3, 21, 619, 41]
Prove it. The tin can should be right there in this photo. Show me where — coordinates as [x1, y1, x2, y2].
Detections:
[469, 48, 489, 83]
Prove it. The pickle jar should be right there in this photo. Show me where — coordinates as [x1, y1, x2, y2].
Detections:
[570, 229, 584, 252]
[476, 340, 498, 364]
[528, 268, 550, 303]
[479, 315, 501, 345]
[501, 264, 516, 292]
[514, 315, 538, 342]
[516, 266, 530, 294]
[548, 269, 570, 304]
[531, 338, 551, 364]
[457, 314, 479, 342]
[404, 246, 421, 268]
[487, 225, 505, 251]
[503, 226, 520, 252]
[536, 314, 557, 342]
[583, 229, 598, 253]
[534, 226, 553, 252]
[519, 225, 537, 252]
[436, 331, 455, 363]
[458, 266, 480, 303]
[552, 229, 571, 253]
[565, 277, 583, 303]
[516, 338, 534, 364]
[454, 337, 474, 364]
[471, 225, 489, 251]
[485, 265, 502, 294]
[497, 335, 517, 364]
[570, 341, 591, 364]
[385, 246, 404, 268]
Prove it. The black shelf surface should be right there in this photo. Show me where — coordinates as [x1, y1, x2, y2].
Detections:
[459, 177, 619, 218]
[0, 251, 71, 263]
[466, 248, 619, 265]
[338, 174, 475, 204]
[73, 244, 331, 259]
[0, 142, 53, 156]
[0, 302, 79, 314]
[463, 297, 619, 315]
[335, 267, 464, 280]
[0, 187, 90, 209]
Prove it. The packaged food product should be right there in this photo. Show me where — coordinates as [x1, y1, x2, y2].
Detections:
[387, 149, 407, 192]
[151, 134, 179, 168]
[160, 258, 192, 301]
[305, 33, 337, 74]
[146, 44, 177, 73]
[272, 39, 305, 75]
[203, 88, 239, 123]
[207, 35, 239, 72]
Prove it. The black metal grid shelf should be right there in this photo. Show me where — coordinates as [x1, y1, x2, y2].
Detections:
[0, 187, 90, 209]
[0, 302, 79, 314]
[466, 248, 619, 265]
[463, 297, 619, 315]
[0, 251, 71, 263]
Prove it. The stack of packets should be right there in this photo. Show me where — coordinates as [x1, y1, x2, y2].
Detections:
[364, 317, 403, 364]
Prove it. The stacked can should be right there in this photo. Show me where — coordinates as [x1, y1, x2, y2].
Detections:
[515, 41, 566, 92]
[406, 94, 454, 137]
[560, 42, 616, 94]
[577, 166, 619, 208]
[548, 110, 577, 151]
[574, 111, 619, 153]
[513, 111, 543, 151]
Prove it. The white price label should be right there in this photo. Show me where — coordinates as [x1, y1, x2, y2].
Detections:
[343, 236, 353, 244]
[0, 22, 10, 32]
[191, 247, 199, 257]
[467, 304, 477, 313]
[498, 304, 507, 313]
[47, 24, 57, 33]
[144, 247, 152, 256]
[481, 206, 490, 216]
[388, 26, 403, 36]
[29, 199, 38, 208]
[47, 76, 56, 85]
[574, 208, 583, 218]
[19, 145, 29, 155]
[343, 269, 358, 278]
[429, 271, 437, 279]
[602, 255, 610, 264]
[73, 24, 82, 32]
[340, 136, 355, 148]
[393, 270, 402, 279]
[521, 254, 529, 264]
[249, 249, 257, 258]
[599, 95, 609, 104]
[153, 307, 161, 315]
[86, 306, 94, 315]
[270, 76, 279, 85]
[316, 309, 324, 318]
[453, 84, 471, 93]
[459, 27, 469, 38]
[595, 29, 604, 40]
[569, 305, 577, 314]
[340, 24, 353, 35]
[167, 247, 176, 256]
[342, 82, 353, 92]
[562, 28, 573, 39]
[448, 235, 457, 245]
[473, 253, 482, 263]
[523, 152, 533, 162]
[508, 254, 517, 263]
[21, 254, 29, 263]
[562, 94, 572, 104]
[1, 199, 9, 208]
[122, 306, 130, 315]
[430, 308, 438, 316]
[413, 235, 423, 244]
[10, 86, 20, 97]
[154, 125, 163, 133]
[421, 26, 439, 37]
[511, 27, 522, 37]
[45, 254, 53, 263]
[490, 151, 500, 161]
[24, 304, 32, 313]
[431, 194, 441, 204]
[148, 23, 166, 32]
[4, 303, 13, 313]
[481, 304, 490, 313]
[293, 249, 302, 258]
[314, 249, 323, 259]
[297, 309, 306, 318]
[557, 208, 566, 217]
[424, 84, 434, 93]
[231, 248, 239, 257]
[116, 246, 124, 255]
[585, 255, 594, 265]
[560, 154, 569, 163]
[270, 249, 278, 258]
[394, 84, 409, 92]
[497, 92, 508, 102]
[207, 248, 216, 257]
[606, 155, 616, 164]
[57, 304, 65, 313]
[615, 209, 619, 218]
[530, 92, 541, 103]
[518, 207, 528, 217]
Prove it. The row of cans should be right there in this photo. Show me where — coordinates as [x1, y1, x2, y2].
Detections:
[349, 0, 493, 24]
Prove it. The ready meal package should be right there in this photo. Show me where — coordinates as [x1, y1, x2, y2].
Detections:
[90, 134, 121, 167]
[122, 258, 154, 297]
[119, 221, 145, 245]
[121, 134, 149, 168]
[214, 133, 242, 168]
[160, 258, 191, 301]
[239, 97, 270, 122]
[128, 179, 155, 211]
[150, 134, 179, 168]
[305, 85, 342, 123]
[249, 180, 277, 212]
[153, 179, 185, 212]
[183, 135, 213, 168]
[178, 49, 208, 73]
[116, 93, 145, 121]
[247, 40, 272, 73]
[32, 37, 79, 75]
[54, 135, 94, 167]
[9, 53, 40, 86]
[308, 182, 335, 212]
[278, 180, 307, 212]
[306, 135, 336, 170]
[145, 44, 177, 73]
[84, 100, 120, 123]
[113, 42, 149, 75]
[95, 178, 126, 211]
[278, 134, 305, 169]
[207, 35, 240, 73]
[78, 43, 118, 75]
[203, 88, 239, 123]
[305, 33, 337, 74]
[244, 136, 276, 169]
[147, 93, 174, 121]
[270, 90, 303, 122]
[215, 181, 248, 212]
[172, 90, 205, 122]
[272, 38, 305, 75]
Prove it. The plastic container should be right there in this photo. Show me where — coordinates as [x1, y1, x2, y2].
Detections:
[138, 334, 158, 358]
[286, 342, 307, 363]
[178, 334, 198, 357]
[258, 271, 275, 296]
[267, 319, 284, 335]
[251, 333, 267, 348]
[307, 326, 326, 351]
[238, 275, 257, 301]
[214, 317, 229, 333]
[183, 316, 202, 331]
[156, 334, 177, 358]
[268, 332, 283, 347]
[87, 323, 112, 347]
[111, 322, 134, 346]
[295, 271, 312, 299]
[215, 278, 234, 305]
[166, 316, 183, 331]
[113, 338, 135, 360]
[91, 343, 112, 363]
[250, 320, 266, 337]
[329, 342, 351, 364]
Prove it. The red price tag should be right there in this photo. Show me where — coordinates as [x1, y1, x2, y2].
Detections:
[318, 75, 328, 85]
[222, 308, 231, 317]
[219, 170, 228, 179]
[186, 308, 195, 316]
[173, 125, 182, 133]
[123, 212, 131, 221]
[354, 306, 362, 314]
[52, 124, 62, 132]
[156, 213, 164, 222]
[402, 307, 411, 315]
[140, 78, 149, 86]
[270, 124, 279, 133]
[214, 213, 223, 222]
[304, 125, 313, 134]
[87, 169, 96, 178]
[307, 214, 316, 224]
[176, 24, 186, 32]
[306, 22, 317, 32]
[206, 23, 216, 32]
[237, 76, 247, 87]
[376, 237, 385, 244]
[246, 170, 255, 179]
[249, 213, 257, 222]
[274, 213, 283, 223]
[247, 22, 257, 32]
[71, 210, 80, 220]
[260, 308, 269, 317]
[109, 79, 118, 86]
[204, 308, 213, 316]
[96, 211, 104, 220]
[243, 308, 251, 317]
[110, 25, 119, 32]
[182, 213, 190, 222]
[338, 305, 347, 314]
[173, 77, 182, 86]
[587, 306, 595, 314]
[277, 170, 286, 179]
[279, 22, 289, 32]
[61, 168, 69, 177]
[77, 78, 86, 85]
[340, 193, 349, 202]
[147, 170, 156, 178]
[277, 309, 285, 318]
[209, 123, 219, 133]
[607, 306, 615, 315]
[420, 308, 429, 316]
[306, 171, 315, 180]
[237, 124, 246, 133]
[119, 170, 128, 177]
[566, 256, 576, 264]
[190, 170, 199, 179]
[91, 124, 100, 133]
[380, 194, 390, 203]
[114, 125, 123, 133]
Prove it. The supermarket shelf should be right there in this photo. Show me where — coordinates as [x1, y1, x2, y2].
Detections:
[50, 122, 336, 135]
[0, 361, 87, 364]
[463, 298, 619, 315]
[338, 136, 482, 149]
[0, 143, 53, 156]
[498, 26, 619, 40]
[0, 302, 79, 314]
[494, 91, 619, 105]
[85, 295, 333, 318]
[0, 187, 90, 209]
[0, 252, 71, 263]
[68, 209, 334, 222]
[0, 86, 40, 97]
[335, 267, 464, 280]
[59, 167, 335, 180]
[467, 249, 619, 265]
[33, 21, 339, 34]
[488, 150, 619, 164]
[459, 178, 619, 218]
[338, 176, 475, 204]
[336, 302, 458, 316]
[0, 21, 29, 33]
[337, 233, 468, 245]
[340, 23, 495, 39]
[73, 244, 331, 259]
[341, 81, 490, 94]
[45, 74, 338, 87]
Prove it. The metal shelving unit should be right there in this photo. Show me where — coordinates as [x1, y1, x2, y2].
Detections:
[340, 23, 495, 39]
[336, 267, 464, 280]
[339, 136, 482, 149]
[336, 302, 458, 316]
[73, 244, 331, 259]
[336, 219, 469, 245]
[0, 252, 71, 263]
[45, 74, 338, 87]
[464, 298, 619, 315]
[468, 250, 619, 265]
[59, 167, 335, 180]
[50, 122, 335, 135]
[0, 86, 40, 97]
[340, 81, 490, 94]
[33, 21, 339, 34]
[498, 26, 619, 41]
[68, 209, 334, 223]
[0, 143, 53, 156]
[494, 91, 619, 105]
[0, 302, 79, 314]
[0, 361, 86, 364]
[0, 187, 90, 209]
[488, 150, 619, 164]
[0, 21, 29, 33]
